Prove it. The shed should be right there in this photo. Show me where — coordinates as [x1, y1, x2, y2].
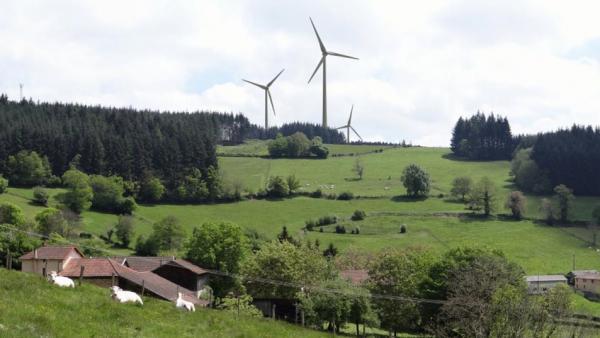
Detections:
[525, 275, 567, 294]
[19, 245, 84, 277]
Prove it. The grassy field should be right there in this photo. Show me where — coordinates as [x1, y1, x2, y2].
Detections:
[0, 268, 327, 338]
[2, 145, 600, 277]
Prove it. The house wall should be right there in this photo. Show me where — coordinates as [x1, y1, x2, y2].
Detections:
[527, 280, 566, 294]
[22, 259, 64, 276]
[575, 278, 600, 294]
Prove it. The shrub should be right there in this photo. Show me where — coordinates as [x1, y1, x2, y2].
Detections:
[0, 176, 8, 194]
[32, 186, 49, 206]
[354, 226, 360, 234]
[117, 197, 137, 215]
[351, 210, 366, 221]
[266, 176, 290, 198]
[335, 225, 346, 234]
[319, 227, 324, 232]
[318, 215, 337, 226]
[400, 225, 407, 233]
[305, 219, 316, 231]
[337, 191, 354, 200]
[310, 189, 323, 198]
[47, 175, 62, 188]
[78, 232, 93, 239]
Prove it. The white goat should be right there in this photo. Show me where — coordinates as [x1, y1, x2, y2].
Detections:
[109, 286, 143, 305]
[176, 292, 195, 312]
[49, 271, 75, 288]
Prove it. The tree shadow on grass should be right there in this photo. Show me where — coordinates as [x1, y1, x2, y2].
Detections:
[344, 177, 361, 182]
[390, 195, 428, 202]
[441, 153, 473, 162]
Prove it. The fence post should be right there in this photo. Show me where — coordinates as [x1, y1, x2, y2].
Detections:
[43, 260, 48, 278]
[141, 280, 145, 296]
[272, 303, 276, 320]
[79, 265, 85, 286]
[111, 272, 115, 286]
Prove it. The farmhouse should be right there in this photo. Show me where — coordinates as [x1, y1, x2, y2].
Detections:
[574, 272, 600, 299]
[20, 246, 208, 306]
[525, 275, 567, 294]
[19, 245, 84, 276]
[567, 270, 599, 285]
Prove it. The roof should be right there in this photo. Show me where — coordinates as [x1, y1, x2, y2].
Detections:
[570, 270, 599, 276]
[525, 275, 567, 282]
[156, 259, 210, 276]
[20, 246, 84, 260]
[575, 273, 600, 281]
[107, 259, 206, 306]
[119, 256, 173, 272]
[340, 269, 369, 285]
[60, 258, 116, 277]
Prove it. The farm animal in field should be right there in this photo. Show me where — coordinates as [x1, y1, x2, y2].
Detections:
[109, 286, 143, 305]
[176, 292, 195, 312]
[49, 271, 75, 288]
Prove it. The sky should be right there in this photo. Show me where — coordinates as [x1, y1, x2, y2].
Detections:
[2, 0, 600, 146]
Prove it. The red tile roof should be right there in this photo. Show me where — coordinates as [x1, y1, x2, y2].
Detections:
[340, 269, 369, 285]
[20, 246, 84, 260]
[60, 258, 116, 277]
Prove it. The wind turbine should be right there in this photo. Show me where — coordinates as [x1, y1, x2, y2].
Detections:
[308, 17, 358, 128]
[243, 69, 285, 130]
[336, 105, 362, 143]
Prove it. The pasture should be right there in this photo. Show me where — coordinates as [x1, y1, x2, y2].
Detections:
[0, 268, 326, 338]
[2, 144, 600, 277]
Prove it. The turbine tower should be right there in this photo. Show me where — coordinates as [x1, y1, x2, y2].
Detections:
[336, 105, 363, 143]
[19, 83, 23, 101]
[243, 69, 285, 129]
[308, 17, 358, 128]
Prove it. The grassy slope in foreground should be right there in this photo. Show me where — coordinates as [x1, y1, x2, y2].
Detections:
[0, 269, 326, 338]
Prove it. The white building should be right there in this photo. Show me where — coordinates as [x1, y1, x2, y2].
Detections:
[525, 275, 567, 294]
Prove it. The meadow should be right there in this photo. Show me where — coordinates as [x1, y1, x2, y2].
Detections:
[0, 268, 327, 338]
[2, 142, 600, 277]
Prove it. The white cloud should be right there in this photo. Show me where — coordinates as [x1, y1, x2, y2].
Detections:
[2, 0, 600, 146]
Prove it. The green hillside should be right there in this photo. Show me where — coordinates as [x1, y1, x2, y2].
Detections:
[2, 145, 600, 275]
[0, 269, 326, 338]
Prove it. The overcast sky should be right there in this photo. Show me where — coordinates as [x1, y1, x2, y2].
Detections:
[2, 1, 600, 146]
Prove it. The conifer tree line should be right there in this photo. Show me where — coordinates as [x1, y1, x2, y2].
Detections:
[0, 95, 220, 181]
[450, 112, 514, 160]
[526, 125, 600, 195]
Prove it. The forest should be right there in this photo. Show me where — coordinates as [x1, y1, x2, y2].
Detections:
[450, 112, 514, 160]
[0, 95, 220, 181]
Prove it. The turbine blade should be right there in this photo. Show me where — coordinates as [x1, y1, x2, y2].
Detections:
[350, 126, 363, 141]
[267, 69, 285, 88]
[308, 56, 325, 83]
[243, 79, 266, 89]
[267, 90, 276, 116]
[309, 17, 326, 53]
[335, 125, 348, 129]
[348, 105, 353, 125]
[327, 51, 359, 60]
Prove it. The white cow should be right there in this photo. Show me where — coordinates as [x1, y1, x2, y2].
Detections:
[49, 271, 75, 288]
[109, 286, 143, 305]
[176, 292, 195, 312]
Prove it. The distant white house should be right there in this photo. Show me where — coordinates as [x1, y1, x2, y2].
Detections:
[525, 275, 567, 294]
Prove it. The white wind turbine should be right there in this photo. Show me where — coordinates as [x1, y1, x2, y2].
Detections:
[308, 17, 358, 128]
[243, 69, 285, 129]
[336, 105, 362, 143]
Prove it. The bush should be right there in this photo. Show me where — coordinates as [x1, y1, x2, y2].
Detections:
[337, 191, 354, 200]
[0, 176, 8, 194]
[305, 219, 316, 231]
[310, 189, 323, 198]
[47, 175, 62, 188]
[266, 176, 290, 198]
[351, 210, 366, 221]
[353, 226, 360, 234]
[117, 197, 137, 215]
[32, 186, 49, 206]
[335, 225, 346, 234]
[318, 215, 337, 226]
[79, 232, 93, 239]
[400, 225, 407, 233]
[319, 227, 324, 232]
